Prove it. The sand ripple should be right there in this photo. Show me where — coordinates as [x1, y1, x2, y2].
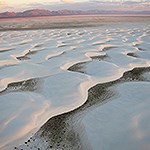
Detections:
[0, 21, 150, 149]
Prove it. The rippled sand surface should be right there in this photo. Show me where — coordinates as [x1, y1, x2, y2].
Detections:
[0, 16, 150, 150]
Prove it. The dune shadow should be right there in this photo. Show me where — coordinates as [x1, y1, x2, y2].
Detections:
[0, 78, 41, 95]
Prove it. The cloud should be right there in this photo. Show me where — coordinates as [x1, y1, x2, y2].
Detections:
[61, 0, 74, 3]
[0, 1, 7, 5]
[1, 0, 150, 13]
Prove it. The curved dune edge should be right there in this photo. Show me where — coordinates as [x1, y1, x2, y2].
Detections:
[15, 65, 150, 150]
[0, 63, 52, 92]
[8, 63, 149, 150]
[1, 50, 150, 149]
[0, 100, 51, 149]
[0, 22, 150, 149]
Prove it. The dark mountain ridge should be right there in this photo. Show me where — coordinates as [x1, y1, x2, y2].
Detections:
[0, 9, 150, 18]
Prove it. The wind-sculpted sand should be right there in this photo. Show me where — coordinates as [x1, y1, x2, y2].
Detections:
[0, 16, 150, 150]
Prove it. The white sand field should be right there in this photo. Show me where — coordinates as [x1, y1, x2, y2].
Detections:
[0, 16, 150, 150]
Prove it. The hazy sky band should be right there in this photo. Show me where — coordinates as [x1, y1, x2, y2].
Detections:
[0, 0, 148, 5]
[0, 0, 150, 12]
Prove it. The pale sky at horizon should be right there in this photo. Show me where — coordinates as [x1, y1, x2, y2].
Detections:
[0, 0, 146, 5]
[0, 0, 150, 12]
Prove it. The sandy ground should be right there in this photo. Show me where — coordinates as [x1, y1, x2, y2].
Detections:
[0, 15, 150, 31]
[0, 16, 150, 149]
[16, 67, 150, 150]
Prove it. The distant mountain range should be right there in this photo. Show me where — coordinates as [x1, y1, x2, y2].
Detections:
[0, 9, 150, 18]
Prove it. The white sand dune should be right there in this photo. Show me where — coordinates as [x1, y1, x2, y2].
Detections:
[0, 17, 150, 149]
[82, 82, 150, 150]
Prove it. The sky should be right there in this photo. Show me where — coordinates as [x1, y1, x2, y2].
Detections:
[0, 0, 150, 12]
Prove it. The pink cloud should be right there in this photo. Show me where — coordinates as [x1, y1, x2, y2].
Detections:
[61, 0, 74, 3]
[0, 1, 6, 5]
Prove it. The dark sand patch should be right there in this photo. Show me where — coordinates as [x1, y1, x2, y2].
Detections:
[127, 52, 139, 58]
[68, 62, 88, 74]
[0, 78, 42, 95]
[137, 46, 145, 51]
[90, 54, 110, 61]
[68, 55, 111, 75]
[92, 42, 106, 46]
[102, 46, 118, 51]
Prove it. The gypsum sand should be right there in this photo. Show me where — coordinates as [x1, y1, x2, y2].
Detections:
[16, 66, 150, 150]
